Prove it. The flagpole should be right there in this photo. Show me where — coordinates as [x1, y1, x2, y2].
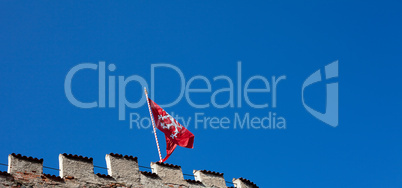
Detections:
[144, 87, 163, 162]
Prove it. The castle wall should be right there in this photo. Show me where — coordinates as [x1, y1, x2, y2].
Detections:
[0, 153, 258, 188]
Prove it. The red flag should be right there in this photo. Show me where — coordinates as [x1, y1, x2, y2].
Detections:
[148, 98, 194, 162]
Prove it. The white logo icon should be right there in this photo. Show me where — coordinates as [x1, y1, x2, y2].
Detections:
[302, 61, 339, 127]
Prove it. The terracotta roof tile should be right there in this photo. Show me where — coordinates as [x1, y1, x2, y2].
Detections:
[185, 179, 203, 184]
[140, 171, 159, 178]
[155, 162, 181, 169]
[11, 153, 43, 163]
[61, 153, 93, 163]
[200, 170, 224, 176]
[239, 177, 258, 188]
[0, 171, 11, 176]
[109, 153, 138, 162]
[96, 173, 113, 179]
[43, 174, 64, 182]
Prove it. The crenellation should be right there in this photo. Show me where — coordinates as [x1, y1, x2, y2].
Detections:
[108, 153, 138, 161]
[8, 153, 43, 175]
[95, 172, 117, 185]
[140, 170, 163, 187]
[105, 153, 140, 185]
[1, 153, 258, 187]
[151, 161, 187, 186]
[233, 177, 259, 188]
[186, 179, 206, 188]
[193, 169, 226, 188]
[59, 153, 95, 181]
[199, 170, 224, 176]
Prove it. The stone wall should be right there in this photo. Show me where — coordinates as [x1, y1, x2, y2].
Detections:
[0, 153, 258, 188]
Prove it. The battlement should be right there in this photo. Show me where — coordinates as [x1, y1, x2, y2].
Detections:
[0, 153, 258, 188]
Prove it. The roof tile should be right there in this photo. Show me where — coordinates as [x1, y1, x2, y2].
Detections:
[200, 170, 224, 176]
[155, 162, 181, 169]
[96, 173, 113, 179]
[109, 153, 138, 162]
[140, 171, 159, 178]
[43, 174, 64, 182]
[11, 153, 43, 163]
[185, 179, 203, 184]
[61, 153, 93, 163]
[239, 177, 259, 188]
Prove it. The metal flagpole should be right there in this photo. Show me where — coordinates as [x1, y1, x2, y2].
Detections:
[144, 87, 163, 162]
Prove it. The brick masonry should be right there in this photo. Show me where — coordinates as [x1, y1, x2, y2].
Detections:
[0, 153, 258, 188]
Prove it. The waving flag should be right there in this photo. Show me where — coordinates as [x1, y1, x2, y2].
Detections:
[147, 98, 194, 162]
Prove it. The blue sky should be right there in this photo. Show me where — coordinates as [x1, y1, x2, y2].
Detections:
[0, 1, 401, 187]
